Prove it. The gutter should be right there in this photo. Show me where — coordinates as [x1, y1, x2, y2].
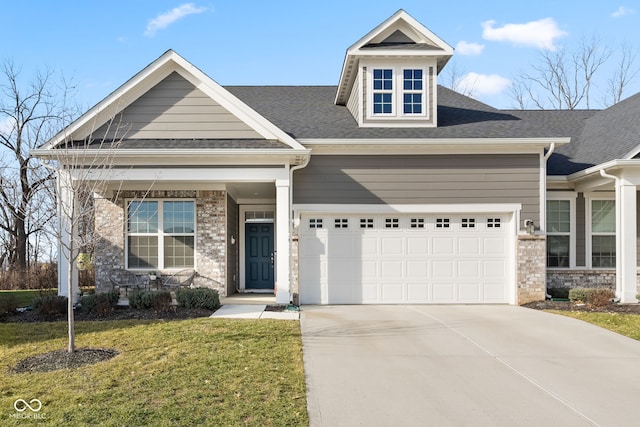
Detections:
[287, 154, 311, 304]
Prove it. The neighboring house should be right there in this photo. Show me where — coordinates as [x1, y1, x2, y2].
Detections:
[34, 10, 640, 305]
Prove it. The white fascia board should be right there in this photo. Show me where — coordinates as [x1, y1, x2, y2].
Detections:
[294, 203, 521, 215]
[71, 167, 290, 183]
[568, 159, 640, 181]
[298, 138, 568, 155]
[32, 148, 311, 166]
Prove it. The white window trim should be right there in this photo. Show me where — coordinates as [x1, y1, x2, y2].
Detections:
[546, 192, 577, 269]
[125, 198, 197, 271]
[585, 192, 616, 270]
[366, 64, 429, 121]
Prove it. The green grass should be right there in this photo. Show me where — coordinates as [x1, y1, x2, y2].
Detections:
[0, 318, 308, 426]
[0, 289, 51, 308]
[549, 310, 640, 341]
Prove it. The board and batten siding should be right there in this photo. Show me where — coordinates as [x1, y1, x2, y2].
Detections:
[93, 72, 261, 140]
[293, 154, 541, 223]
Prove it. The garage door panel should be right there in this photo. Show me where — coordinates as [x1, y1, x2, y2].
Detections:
[458, 282, 481, 301]
[432, 283, 455, 302]
[299, 212, 512, 304]
[432, 237, 455, 255]
[432, 260, 454, 278]
[407, 283, 429, 301]
[406, 260, 428, 277]
[458, 237, 481, 255]
[458, 260, 480, 278]
[381, 237, 403, 255]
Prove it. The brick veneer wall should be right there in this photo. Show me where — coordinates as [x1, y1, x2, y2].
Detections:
[547, 270, 616, 291]
[94, 190, 227, 295]
[517, 234, 546, 304]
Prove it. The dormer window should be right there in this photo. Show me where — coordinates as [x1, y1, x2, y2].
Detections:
[367, 65, 428, 121]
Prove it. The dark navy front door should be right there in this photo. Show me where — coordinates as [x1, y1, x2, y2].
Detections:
[245, 223, 274, 289]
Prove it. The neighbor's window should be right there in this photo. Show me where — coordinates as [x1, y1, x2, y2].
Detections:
[591, 199, 615, 268]
[127, 200, 195, 269]
[546, 200, 571, 267]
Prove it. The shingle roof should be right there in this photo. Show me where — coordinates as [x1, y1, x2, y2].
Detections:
[227, 85, 640, 176]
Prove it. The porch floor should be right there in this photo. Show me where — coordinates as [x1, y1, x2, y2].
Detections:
[220, 293, 276, 305]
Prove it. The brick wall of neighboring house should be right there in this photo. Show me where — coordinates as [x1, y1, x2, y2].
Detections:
[517, 234, 546, 304]
[93, 190, 227, 296]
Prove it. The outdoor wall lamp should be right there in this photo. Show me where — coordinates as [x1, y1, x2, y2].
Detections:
[524, 219, 535, 234]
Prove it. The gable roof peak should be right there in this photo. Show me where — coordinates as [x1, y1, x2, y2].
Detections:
[335, 10, 453, 105]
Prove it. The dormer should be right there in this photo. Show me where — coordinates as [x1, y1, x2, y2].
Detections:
[335, 10, 453, 128]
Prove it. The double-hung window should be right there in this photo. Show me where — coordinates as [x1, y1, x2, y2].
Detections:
[369, 66, 427, 119]
[590, 198, 615, 268]
[127, 200, 195, 270]
[372, 69, 393, 114]
[546, 200, 571, 267]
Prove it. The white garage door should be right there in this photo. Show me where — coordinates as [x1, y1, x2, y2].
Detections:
[299, 213, 513, 304]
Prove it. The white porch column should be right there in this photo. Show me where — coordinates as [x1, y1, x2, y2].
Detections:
[617, 179, 637, 303]
[57, 170, 80, 302]
[275, 179, 291, 304]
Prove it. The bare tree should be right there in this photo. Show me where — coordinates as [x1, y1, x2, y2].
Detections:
[0, 61, 71, 273]
[603, 43, 639, 106]
[510, 36, 623, 109]
[440, 60, 477, 97]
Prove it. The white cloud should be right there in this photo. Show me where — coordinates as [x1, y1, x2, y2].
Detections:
[145, 3, 208, 37]
[0, 117, 16, 135]
[481, 18, 567, 50]
[612, 6, 635, 17]
[456, 41, 485, 56]
[458, 72, 511, 96]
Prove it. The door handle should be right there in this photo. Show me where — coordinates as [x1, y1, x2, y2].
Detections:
[270, 252, 275, 266]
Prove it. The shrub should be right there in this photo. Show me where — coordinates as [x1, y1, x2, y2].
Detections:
[79, 290, 120, 315]
[587, 288, 615, 307]
[176, 288, 220, 310]
[32, 295, 68, 318]
[129, 290, 173, 312]
[569, 288, 614, 307]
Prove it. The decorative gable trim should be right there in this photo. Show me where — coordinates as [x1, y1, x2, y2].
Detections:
[41, 50, 307, 152]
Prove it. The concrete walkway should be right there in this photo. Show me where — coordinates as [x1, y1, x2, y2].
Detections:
[211, 294, 299, 320]
[301, 305, 640, 427]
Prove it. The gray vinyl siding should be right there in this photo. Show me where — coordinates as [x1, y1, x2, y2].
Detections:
[346, 76, 360, 121]
[293, 154, 541, 222]
[94, 72, 261, 140]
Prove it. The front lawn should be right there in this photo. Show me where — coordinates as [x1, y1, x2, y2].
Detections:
[549, 310, 640, 341]
[0, 318, 308, 426]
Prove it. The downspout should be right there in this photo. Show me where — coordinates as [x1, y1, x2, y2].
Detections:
[542, 143, 556, 299]
[599, 169, 621, 302]
[288, 155, 311, 304]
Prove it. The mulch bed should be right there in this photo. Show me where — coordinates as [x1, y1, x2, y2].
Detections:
[523, 300, 640, 314]
[0, 306, 214, 323]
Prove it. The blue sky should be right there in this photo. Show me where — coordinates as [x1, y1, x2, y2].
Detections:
[2, 1, 639, 110]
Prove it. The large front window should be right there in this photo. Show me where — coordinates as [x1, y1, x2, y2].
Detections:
[591, 199, 615, 268]
[127, 200, 195, 269]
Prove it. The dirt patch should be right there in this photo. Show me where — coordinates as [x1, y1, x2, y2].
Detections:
[523, 300, 640, 314]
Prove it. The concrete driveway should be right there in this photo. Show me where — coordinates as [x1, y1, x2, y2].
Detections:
[300, 305, 640, 427]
